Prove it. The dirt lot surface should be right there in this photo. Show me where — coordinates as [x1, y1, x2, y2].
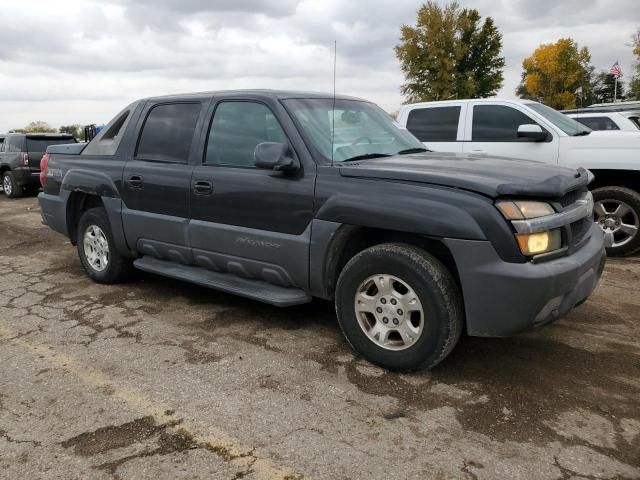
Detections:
[0, 195, 639, 480]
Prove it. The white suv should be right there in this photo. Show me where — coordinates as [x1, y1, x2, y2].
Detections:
[566, 111, 640, 132]
[397, 98, 640, 256]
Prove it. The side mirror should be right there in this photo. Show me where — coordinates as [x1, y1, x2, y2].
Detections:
[254, 142, 299, 172]
[517, 124, 548, 142]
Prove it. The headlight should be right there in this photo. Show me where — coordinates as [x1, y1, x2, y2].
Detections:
[496, 200, 555, 220]
[495, 200, 562, 257]
[515, 229, 562, 256]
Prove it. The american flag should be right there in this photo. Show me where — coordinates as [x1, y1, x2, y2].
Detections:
[610, 61, 623, 78]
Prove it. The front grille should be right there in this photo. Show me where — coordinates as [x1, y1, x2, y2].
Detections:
[569, 216, 592, 249]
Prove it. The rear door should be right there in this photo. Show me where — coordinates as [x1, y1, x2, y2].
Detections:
[462, 103, 559, 163]
[187, 97, 316, 288]
[400, 104, 465, 153]
[121, 100, 207, 263]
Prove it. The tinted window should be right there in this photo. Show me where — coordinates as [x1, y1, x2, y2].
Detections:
[629, 116, 640, 129]
[6, 136, 25, 152]
[205, 102, 287, 167]
[136, 103, 201, 163]
[473, 105, 541, 142]
[26, 137, 76, 152]
[83, 109, 132, 156]
[406, 107, 460, 142]
[574, 116, 620, 131]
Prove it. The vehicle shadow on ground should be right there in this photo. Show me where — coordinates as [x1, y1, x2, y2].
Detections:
[128, 268, 640, 468]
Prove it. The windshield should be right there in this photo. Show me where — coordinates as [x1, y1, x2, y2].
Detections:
[526, 102, 591, 136]
[283, 98, 425, 162]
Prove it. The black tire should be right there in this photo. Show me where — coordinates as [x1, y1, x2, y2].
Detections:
[592, 186, 640, 257]
[77, 207, 131, 284]
[335, 243, 463, 371]
[2, 171, 23, 198]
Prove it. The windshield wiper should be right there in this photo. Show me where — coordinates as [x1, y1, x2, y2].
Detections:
[573, 130, 591, 136]
[341, 153, 392, 162]
[397, 147, 430, 154]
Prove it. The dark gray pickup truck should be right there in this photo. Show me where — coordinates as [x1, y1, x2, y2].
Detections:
[39, 90, 606, 370]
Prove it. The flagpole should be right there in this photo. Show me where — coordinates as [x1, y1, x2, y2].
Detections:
[614, 77, 617, 103]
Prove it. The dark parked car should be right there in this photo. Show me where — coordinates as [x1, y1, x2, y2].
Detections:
[0, 132, 76, 198]
[38, 90, 606, 370]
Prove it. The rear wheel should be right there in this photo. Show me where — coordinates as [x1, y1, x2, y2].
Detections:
[593, 186, 640, 257]
[2, 171, 22, 198]
[335, 243, 463, 371]
[77, 207, 131, 284]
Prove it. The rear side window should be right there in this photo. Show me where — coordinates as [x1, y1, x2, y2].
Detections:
[83, 109, 132, 156]
[406, 107, 460, 142]
[6, 136, 25, 152]
[136, 103, 201, 163]
[472, 105, 541, 142]
[26, 138, 76, 152]
[205, 101, 287, 167]
[629, 116, 640, 129]
[573, 116, 620, 131]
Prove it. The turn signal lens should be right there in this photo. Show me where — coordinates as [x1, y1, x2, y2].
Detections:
[516, 229, 562, 256]
[496, 201, 555, 220]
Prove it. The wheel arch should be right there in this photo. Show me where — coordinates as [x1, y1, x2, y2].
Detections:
[589, 169, 640, 192]
[66, 192, 105, 246]
[321, 224, 460, 301]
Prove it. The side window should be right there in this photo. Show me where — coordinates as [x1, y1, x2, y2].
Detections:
[6, 136, 25, 152]
[205, 101, 288, 167]
[83, 110, 132, 156]
[135, 103, 201, 163]
[406, 107, 460, 142]
[472, 105, 542, 142]
[574, 116, 620, 131]
[629, 116, 640, 129]
[0, 138, 4, 152]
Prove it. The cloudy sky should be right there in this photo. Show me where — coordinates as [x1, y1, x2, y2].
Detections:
[0, 0, 638, 131]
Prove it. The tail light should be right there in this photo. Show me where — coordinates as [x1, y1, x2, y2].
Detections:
[21, 153, 29, 166]
[40, 153, 49, 187]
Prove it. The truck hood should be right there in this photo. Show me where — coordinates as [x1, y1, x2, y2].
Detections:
[338, 152, 590, 199]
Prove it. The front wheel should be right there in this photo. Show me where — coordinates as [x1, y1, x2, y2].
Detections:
[77, 207, 131, 284]
[593, 186, 640, 257]
[335, 243, 463, 371]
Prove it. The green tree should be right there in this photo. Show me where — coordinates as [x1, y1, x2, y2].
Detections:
[517, 38, 592, 110]
[19, 121, 57, 133]
[628, 29, 640, 100]
[59, 124, 84, 141]
[395, 1, 504, 102]
[591, 71, 625, 103]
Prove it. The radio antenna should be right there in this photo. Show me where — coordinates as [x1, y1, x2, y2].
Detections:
[331, 40, 337, 167]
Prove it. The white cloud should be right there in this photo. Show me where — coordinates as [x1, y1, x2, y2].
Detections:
[0, 0, 637, 131]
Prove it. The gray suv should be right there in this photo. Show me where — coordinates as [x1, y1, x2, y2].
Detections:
[0, 133, 76, 198]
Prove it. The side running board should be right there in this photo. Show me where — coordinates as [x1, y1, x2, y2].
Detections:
[133, 256, 312, 307]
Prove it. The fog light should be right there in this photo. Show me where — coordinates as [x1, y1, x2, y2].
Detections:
[516, 229, 562, 256]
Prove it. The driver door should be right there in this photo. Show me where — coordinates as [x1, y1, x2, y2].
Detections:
[188, 98, 316, 289]
[462, 103, 559, 164]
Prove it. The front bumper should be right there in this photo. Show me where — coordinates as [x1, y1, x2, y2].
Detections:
[13, 167, 41, 187]
[444, 223, 606, 337]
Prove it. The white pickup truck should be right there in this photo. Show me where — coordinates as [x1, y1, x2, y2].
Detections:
[397, 98, 640, 256]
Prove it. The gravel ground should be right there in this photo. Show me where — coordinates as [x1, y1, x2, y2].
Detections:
[0, 195, 639, 480]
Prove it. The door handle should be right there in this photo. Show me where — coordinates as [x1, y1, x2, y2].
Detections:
[127, 175, 143, 189]
[193, 180, 213, 195]
[470, 149, 486, 154]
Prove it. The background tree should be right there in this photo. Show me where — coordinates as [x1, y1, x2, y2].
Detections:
[628, 29, 640, 100]
[14, 121, 57, 133]
[517, 38, 592, 109]
[59, 124, 84, 141]
[395, 1, 504, 102]
[591, 71, 626, 103]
